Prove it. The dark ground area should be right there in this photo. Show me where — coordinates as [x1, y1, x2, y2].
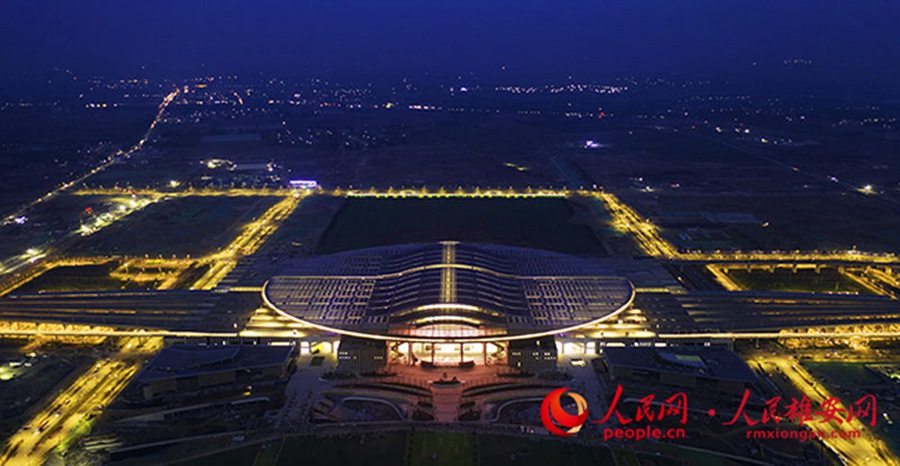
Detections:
[76, 196, 280, 257]
[316, 197, 608, 256]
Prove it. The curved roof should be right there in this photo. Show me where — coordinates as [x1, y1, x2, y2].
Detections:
[262, 242, 634, 342]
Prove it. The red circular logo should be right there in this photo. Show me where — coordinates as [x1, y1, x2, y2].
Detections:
[540, 388, 589, 436]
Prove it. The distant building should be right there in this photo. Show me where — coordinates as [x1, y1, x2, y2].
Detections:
[600, 346, 757, 394]
[289, 179, 319, 190]
[130, 345, 294, 402]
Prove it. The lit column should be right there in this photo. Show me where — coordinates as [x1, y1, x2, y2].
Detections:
[440, 241, 457, 303]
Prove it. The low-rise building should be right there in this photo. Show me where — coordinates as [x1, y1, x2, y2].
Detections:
[130, 344, 294, 402]
[600, 346, 756, 394]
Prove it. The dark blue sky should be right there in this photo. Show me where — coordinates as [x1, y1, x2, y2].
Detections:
[2, 0, 899, 81]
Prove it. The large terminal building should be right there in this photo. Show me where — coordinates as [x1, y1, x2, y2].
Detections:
[262, 242, 634, 372]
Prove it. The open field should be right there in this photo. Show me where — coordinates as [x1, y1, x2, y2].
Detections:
[623, 192, 900, 253]
[0, 195, 124, 258]
[0, 105, 158, 217]
[572, 128, 900, 254]
[77, 196, 281, 256]
[406, 431, 478, 466]
[316, 197, 608, 256]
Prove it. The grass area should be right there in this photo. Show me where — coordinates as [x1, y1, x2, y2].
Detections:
[275, 432, 407, 466]
[55, 418, 94, 453]
[251, 438, 284, 466]
[12, 263, 152, 293]
[406, 431, 478, 466]
[80, 196, 280, 256]
[171, 431, 714, 466]
[478, 434, 614, 466]
[723, 267, 872, 294]
[317, 197, 607, 256]
[173, 433, 406, 466]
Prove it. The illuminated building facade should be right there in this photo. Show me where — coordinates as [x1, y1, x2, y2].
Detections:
[263, 242, 634, 371]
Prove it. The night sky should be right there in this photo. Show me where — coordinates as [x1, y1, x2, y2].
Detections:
[2, 1, 899, 81]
